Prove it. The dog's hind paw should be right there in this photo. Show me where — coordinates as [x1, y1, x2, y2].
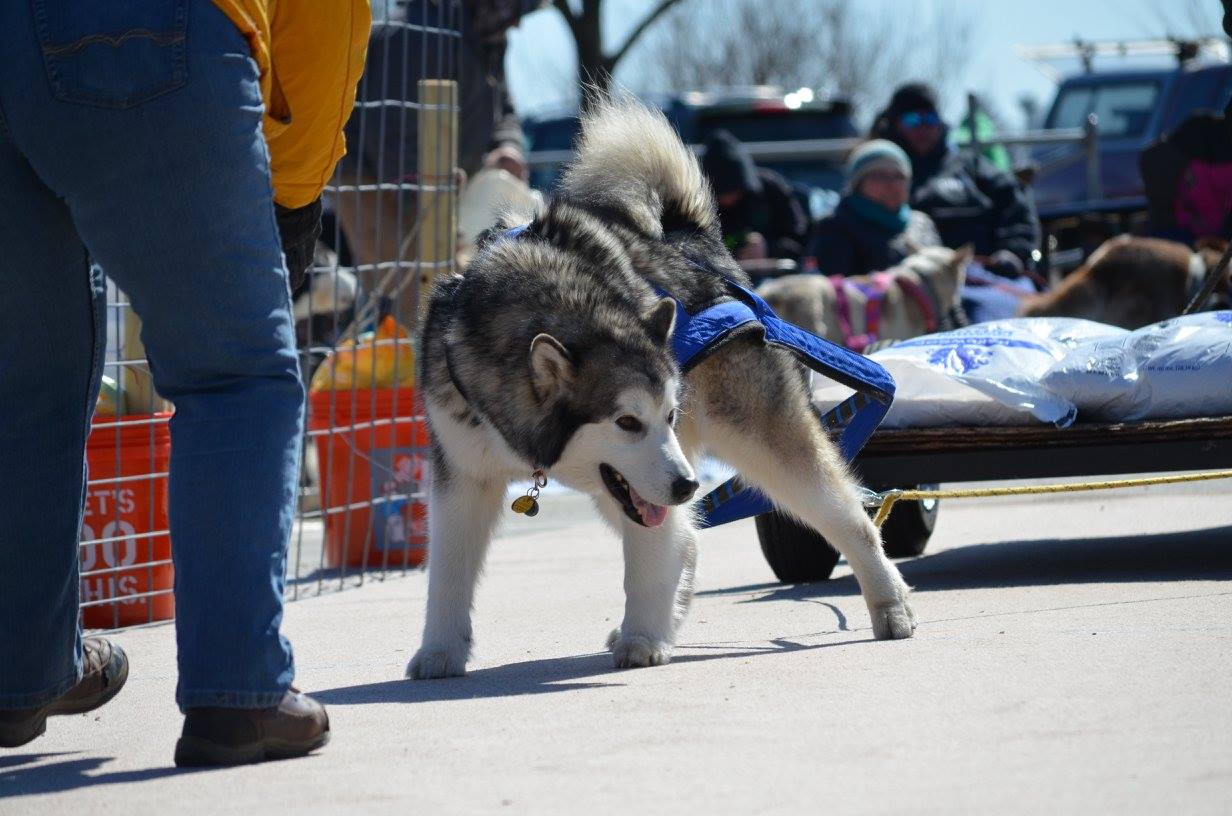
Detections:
[407, 645, 468, 680]
[607, 629, 673, 668]
[870, 600, 917, 640]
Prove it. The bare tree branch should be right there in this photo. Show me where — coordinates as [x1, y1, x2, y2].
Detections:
[607, 0, 686, 70]
[639, 0, 979, 121]
[552, 0, 581, 41]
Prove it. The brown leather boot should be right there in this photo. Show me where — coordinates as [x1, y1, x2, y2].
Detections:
[174, 689, 329, 767]
[0, 637, 129, 748]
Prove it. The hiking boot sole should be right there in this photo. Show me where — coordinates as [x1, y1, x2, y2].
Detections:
[0, 649, 129, 748]
[173, 730, 330, 767]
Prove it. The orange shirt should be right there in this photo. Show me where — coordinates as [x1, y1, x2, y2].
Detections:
[211, 0, 371, 207]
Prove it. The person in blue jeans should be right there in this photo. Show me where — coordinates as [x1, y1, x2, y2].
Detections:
[0, 0, 368, 766]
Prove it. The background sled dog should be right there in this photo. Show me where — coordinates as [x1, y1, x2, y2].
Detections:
[410, 95, 915, 680]
[1020, 235, 1229, 328]
[757, 245, 971, 346]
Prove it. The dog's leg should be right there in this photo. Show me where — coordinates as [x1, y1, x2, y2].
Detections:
[407, 461, 504, 680]
[597, 501, 698, 668]
[695, 347, 915, 640]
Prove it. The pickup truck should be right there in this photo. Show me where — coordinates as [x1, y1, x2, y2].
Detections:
[1030, 60, 1232, 221]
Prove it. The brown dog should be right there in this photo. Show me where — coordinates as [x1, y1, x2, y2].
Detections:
[1020, 236, 1229, 329]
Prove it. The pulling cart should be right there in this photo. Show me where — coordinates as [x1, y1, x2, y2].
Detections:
[691, 245, 1232, 583]
[754, 415, 1232, 583]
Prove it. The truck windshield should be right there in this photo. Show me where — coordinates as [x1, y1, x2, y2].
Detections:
[1047, 81, 1161, 138]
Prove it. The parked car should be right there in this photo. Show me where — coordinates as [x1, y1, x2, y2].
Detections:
[523, 87, 858, 209]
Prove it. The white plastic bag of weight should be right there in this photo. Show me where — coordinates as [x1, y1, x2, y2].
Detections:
[1041, 311, 1232, 421]
[812, 357, 1042, 428]
[813, 319, 1126, 428]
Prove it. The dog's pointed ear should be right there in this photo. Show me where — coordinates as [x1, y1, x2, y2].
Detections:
[646, 297, 677, 345]
[528, 333, 574, 402]
[953, 244, 975, 269]
[951, 244, 974, 286]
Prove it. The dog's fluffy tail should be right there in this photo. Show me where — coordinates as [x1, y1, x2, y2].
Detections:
[560, 91, 717, 238]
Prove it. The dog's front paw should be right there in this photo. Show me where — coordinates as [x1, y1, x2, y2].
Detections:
[870, 600, 917, 640]
[607, 629, 673, 668]
[407, 643, 468, 680]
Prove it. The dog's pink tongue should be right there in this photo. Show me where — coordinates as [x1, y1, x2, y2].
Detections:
[627, 484, 668, 527]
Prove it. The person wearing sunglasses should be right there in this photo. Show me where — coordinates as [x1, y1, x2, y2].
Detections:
[811, 139, 942, 278]
[871, 83, 1040, 283]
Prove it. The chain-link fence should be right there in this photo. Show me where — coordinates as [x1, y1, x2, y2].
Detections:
[81, 0, 462, 628]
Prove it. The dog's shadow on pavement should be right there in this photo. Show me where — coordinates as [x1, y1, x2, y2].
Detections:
[702, 523, 1232, 602]
[315, 637, 871, 706]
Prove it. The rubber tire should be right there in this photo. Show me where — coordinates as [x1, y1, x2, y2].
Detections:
[755, 511, 841, 583]
[877, 484, 939, 559]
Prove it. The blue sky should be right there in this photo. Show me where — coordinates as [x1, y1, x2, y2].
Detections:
[506, 0, 1223, 128]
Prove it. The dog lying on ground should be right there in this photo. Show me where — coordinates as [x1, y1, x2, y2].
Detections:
[756, 246, 971, 349]
[1020, 235, 1230, 328]
[409, 96, 916, 679]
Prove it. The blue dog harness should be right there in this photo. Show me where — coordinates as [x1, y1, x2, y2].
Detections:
[497, 225, 896, 528]
[666, 277, 896, 528]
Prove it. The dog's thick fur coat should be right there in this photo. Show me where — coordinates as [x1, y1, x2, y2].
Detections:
[410, 96, 914, 679]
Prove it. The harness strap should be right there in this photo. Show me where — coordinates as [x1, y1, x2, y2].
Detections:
[828, 272, 940, 352]
[894, 273, 940, 334]
[686, 281, 896, 529]
[865, 273, 890, 341]
[828, 274, 892, 353]
[666, 296, 761, 372]
[829, 275, 857, 349]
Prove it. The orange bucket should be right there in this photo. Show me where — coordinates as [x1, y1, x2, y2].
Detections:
[308, 388, 429, 569]
[80, 413, 175, 628]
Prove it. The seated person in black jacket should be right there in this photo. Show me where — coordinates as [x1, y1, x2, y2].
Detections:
[812, 139, 940, 276]
[700, 130, 809, 264]
[871, 83, 1040, 279]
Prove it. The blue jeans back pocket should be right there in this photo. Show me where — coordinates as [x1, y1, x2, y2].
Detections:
[33, 0, 190, 109]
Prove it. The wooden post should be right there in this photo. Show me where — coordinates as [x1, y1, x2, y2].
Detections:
[415, 79, 458, 326]
[121, 310, 170, 415]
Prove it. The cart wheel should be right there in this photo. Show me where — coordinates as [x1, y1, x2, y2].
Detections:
[877, 484, 939, 559]
[755, 511, 841, 583]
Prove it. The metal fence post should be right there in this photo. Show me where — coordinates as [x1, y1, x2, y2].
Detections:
[965, 92, 982, 161]
[1084, 113, 1102, 202]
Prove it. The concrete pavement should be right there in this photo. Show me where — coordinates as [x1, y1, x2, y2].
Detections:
[3, 478, 1231, 814]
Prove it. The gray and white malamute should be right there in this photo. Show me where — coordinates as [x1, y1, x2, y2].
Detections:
[410, 96, 915, 679]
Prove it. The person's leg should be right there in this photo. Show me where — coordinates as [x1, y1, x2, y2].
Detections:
[0, 102, 99, 712]
[2, 0, 303, 710]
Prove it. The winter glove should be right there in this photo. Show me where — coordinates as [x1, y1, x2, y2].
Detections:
[984, 249, 1025, 280]
[275, 197, 323, 299]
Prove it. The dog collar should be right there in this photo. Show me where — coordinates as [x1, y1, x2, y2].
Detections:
[441, 275, 551, 511]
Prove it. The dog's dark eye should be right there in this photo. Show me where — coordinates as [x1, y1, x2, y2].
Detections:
[616, 415, 643, 433]
[667, 409, 678, 426]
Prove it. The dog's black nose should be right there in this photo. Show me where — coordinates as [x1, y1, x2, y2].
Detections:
[671, 476, 700, 503]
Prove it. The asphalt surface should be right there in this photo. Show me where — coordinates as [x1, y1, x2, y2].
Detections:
[3, 477, 1231, 814]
